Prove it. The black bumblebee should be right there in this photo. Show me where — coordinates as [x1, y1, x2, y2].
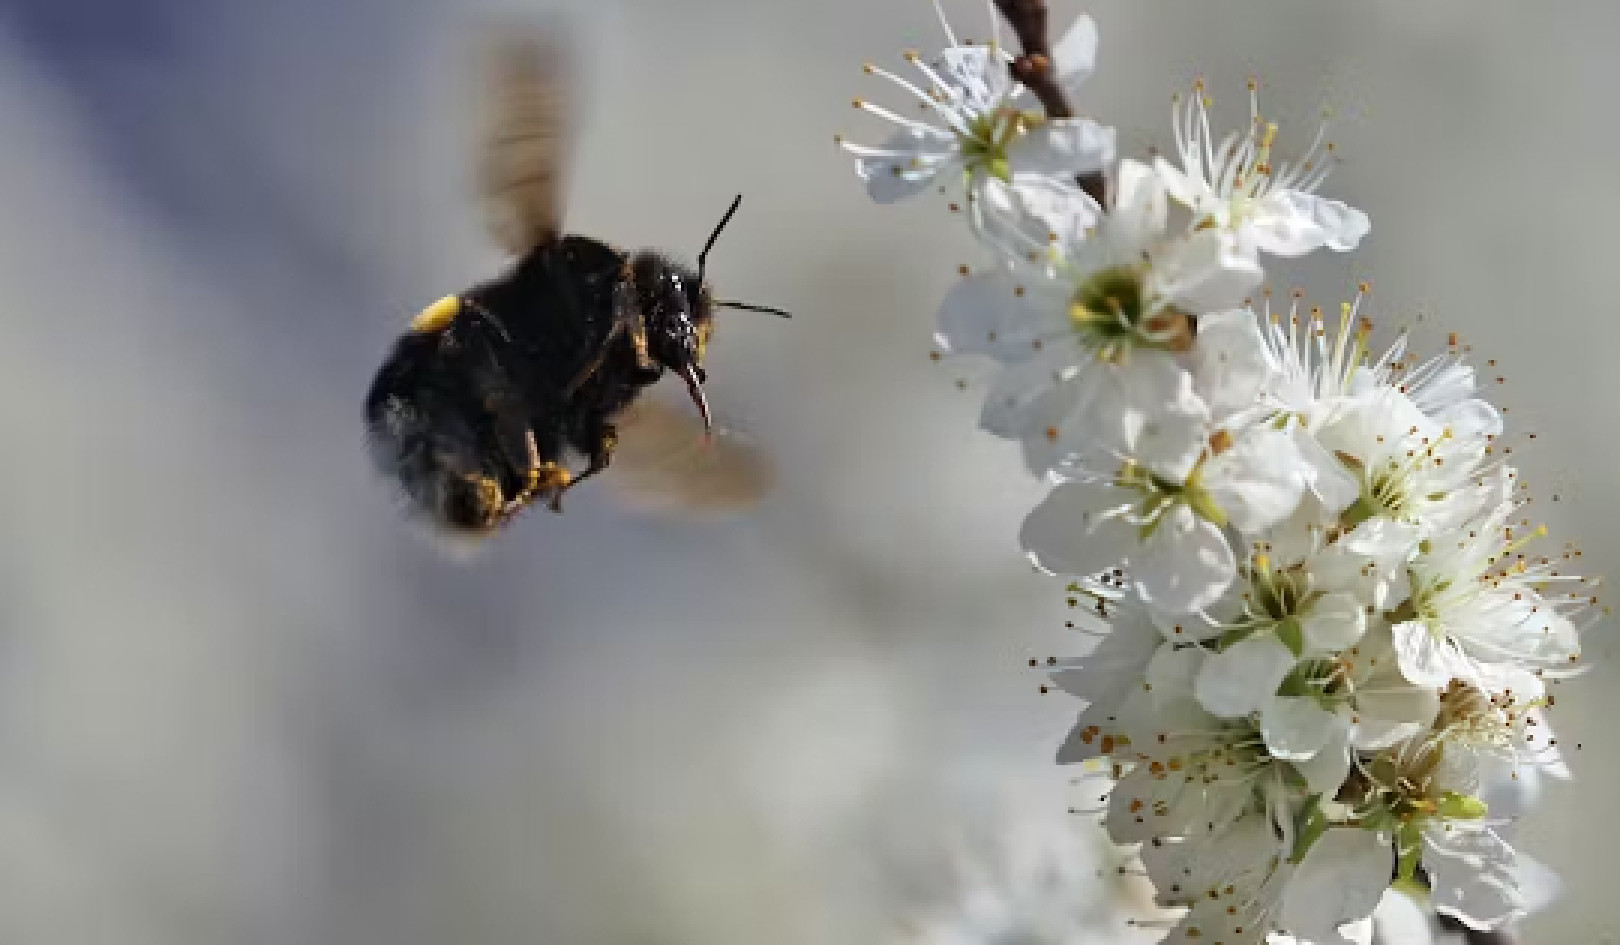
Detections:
[364, 26, 786, 538]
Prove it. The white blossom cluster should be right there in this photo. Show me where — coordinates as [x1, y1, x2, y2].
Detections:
[843, 6, 1600, 944]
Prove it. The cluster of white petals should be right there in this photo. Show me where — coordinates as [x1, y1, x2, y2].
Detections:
[845, 7, 1601, 944]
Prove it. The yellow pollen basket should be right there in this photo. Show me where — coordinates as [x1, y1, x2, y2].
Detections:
[410, 295, 461, 333]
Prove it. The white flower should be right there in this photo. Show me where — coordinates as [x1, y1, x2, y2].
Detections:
[1155, 81, 1369, 258]
[1104, 645, 1282, 844]
[1188, 307, 1274, 420]
[1255, 292, 1374, 423]
[1355, 731, 1529, 933]
[1313, 384, 1495, 539]
[1355, 334, 1503, 440]
[936, 160, 1263, 476]
[936, 260, 1209, 476]
[1202, 621, 1440, 798]
[1391, 494, 1586, 687]
[1138, 802, 1390, 945]
[1021, 426, 1307, 615]
[841, 7, 1114, 257]
[1051, 602, 1165, 765]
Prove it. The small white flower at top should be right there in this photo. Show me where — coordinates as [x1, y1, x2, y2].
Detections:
[1156, 80, 1370, 259]
[840, 3, 1115, 258]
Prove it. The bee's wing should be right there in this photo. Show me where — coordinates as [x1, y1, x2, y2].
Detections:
[604, 399, 775, 516]
[475, 23, 572, 257]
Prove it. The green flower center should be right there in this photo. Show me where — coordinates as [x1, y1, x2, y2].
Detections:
[1217, 558, 1326, 658]
[959, 106, 1042, 183]
[1115, 454, 1227, 541]
[1069, 265, 1193, 362]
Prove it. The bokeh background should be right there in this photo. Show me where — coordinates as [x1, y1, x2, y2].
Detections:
[0, 0, 1613, 942]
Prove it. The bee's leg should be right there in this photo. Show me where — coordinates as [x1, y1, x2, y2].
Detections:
[548, 422, 617, 512]
[500, 428, 572, 517]
[627, 319, 656, 372]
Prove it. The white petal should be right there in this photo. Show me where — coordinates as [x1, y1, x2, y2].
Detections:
[850, 129, 956, 203]
[1279, 828, 1394, 944]
[1349, 718, 1423, 753]
[934, 45, 1006, 112]
[973, 172, 1102, 260]
[1372, 889, 1436, 945]
[1146, 640, 1206, 693]
[1424, 825, 1522, 930]
[1438, 397, 1503, 439]
[1049, 610, 1161, 714]
[1111, 158, 1168, 249]
[1051, 14, 1098, 89]
[1262, 696, 1338, 760]
[1291, 426, 1361, 513]
[1019, 480, 1133, 577]
[1202, 429, 1307, 536]
[1195, 635, 1295, 718]
[1476, 751, 1540, 823]
[1392, 619, 1467, 688]
[1016, 385, 1086, 477]
[1247, 191, 1371, 256]
[1125, 401, 1209, 484]
[1055, 700, 1116, 763]
[1340, 516, 1421, 560]
[1191, 308, 1271, 416]
[1135, 505, 1235, 614]
[1151, 155, 1206, 214]
[1512, 853, 1563, 916]
[977, 344, 1083, 439]
[1153, 227, 1264, 314]
[1008, 119, 1115, 178]
[1056, 352, 1208, 479]
[1292, 719, 1352, 797]
[1351, 637, 1439, 748]
[935, 270, 1068, 362]
[1301, 591, 1367, 654]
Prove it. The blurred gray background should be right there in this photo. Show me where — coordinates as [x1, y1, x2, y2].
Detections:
[0, 0, 1612, 942]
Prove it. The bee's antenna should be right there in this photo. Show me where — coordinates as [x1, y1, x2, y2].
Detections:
[715, 299, 792, 318]
[697, 194, 744, 287]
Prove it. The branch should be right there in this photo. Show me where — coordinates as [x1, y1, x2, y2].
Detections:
[990, 0, 1108, 206]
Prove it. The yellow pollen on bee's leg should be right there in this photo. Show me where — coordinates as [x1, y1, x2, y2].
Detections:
[528, 461, 572, 495]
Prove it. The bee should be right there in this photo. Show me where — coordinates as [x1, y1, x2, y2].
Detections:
[363, 24, 787, 538]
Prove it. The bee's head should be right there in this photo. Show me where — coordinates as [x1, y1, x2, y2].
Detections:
[363, 331, 517, 538]
[635, 195, 788, 435]
[633, 251, 711, 373]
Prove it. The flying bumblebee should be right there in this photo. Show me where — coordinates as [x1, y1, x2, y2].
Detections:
[364, 25, 787, 537]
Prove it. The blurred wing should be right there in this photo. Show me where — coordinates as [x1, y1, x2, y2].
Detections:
[476, 23, 571, 257]
[604, 399, 774, 516]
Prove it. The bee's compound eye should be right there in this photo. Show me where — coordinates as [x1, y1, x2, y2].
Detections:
[439, 474, 504, 533]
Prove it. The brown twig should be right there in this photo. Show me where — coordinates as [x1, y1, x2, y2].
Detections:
[990, 0, 1108, 206]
